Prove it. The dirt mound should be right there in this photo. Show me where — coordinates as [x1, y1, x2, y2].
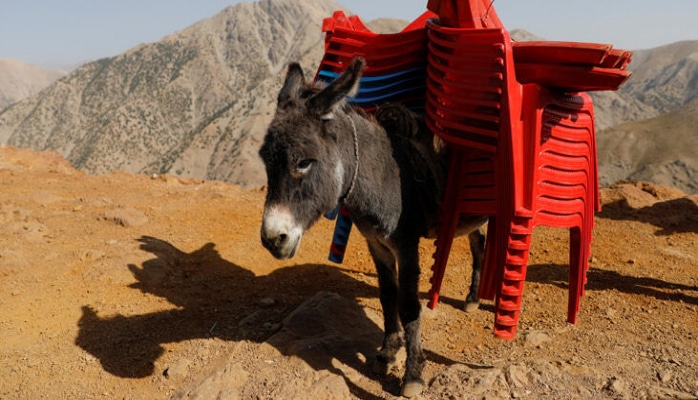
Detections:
[1, 146, 697, 399]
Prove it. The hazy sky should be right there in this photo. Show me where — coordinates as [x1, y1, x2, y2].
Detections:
[2, 0, 697, 69]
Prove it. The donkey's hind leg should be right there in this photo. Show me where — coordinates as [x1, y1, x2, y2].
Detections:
[367, 240, 403, 376]
[397, 238, 425, 397]
[465, 226, 487, 312]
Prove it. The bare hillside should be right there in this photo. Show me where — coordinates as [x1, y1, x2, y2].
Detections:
[0, 0, 409, 191]
[0, 58, 66, 110]
[592, 40, 698, 129]
[598, 99, 698, 194]
[626, 41, 698, 111]
[0, 0, 345, 189]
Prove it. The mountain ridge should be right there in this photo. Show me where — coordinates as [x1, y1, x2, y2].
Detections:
[598, 98, 698, 194]
[0, 0, 345, 189]
[0, 0, 696, 192]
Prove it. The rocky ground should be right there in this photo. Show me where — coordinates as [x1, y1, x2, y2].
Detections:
[1, 146, 697, 399]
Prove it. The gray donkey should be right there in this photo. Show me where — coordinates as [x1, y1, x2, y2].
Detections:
[259, 56, 487, 397]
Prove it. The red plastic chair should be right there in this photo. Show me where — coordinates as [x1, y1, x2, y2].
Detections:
[424, 18, 600, 339]
[425, 23, 520, 317]
[427, 0, 504, 29]
[489, 85, 600, 338]
[317, 10, 436, 79]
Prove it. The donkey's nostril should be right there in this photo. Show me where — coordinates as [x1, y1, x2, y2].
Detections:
[278, 233, 288, 243]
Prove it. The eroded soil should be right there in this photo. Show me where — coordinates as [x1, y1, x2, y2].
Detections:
[1, 146, 697, 399]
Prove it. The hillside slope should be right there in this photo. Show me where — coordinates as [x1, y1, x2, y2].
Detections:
[0, 58, 66, 110]
[625, 41, 698, 113]
[598, 99, 698, 194]
[0, 0, 344, 189]
[591, 40, 698, 129]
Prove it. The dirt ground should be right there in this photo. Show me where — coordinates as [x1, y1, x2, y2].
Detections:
[1, 145, 697, 399]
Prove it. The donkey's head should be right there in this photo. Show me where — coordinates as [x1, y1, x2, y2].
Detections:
[259, 57, 366, 259]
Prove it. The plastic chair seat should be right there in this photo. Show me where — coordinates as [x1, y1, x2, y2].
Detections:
[512, 41, 613, 65]
[515, 63, 631, 91]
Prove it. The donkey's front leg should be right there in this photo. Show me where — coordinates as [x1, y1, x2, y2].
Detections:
[398, 241, 425, 397]
[368, 241, 403, 376]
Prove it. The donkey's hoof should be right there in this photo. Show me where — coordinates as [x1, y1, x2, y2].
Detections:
[464, 300, 480, 313]
[401, 380, 424, 398]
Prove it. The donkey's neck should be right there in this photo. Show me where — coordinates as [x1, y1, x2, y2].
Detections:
[340, 111, 403, 236]
[336, 113, 359, 205]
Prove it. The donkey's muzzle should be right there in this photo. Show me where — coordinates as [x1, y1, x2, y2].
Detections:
[260, 205, 303, 259]
[261, 231, 297, 259]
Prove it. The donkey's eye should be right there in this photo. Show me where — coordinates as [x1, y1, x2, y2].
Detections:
[295, 159, 315, 174]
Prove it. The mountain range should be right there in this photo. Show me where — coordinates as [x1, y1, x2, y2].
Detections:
[0, 0, 345, 189]
[597, 99, 698, 193]
[590, 41, 698, 193]
[1, 0, 696, 192]
[590, 40, 698, 130]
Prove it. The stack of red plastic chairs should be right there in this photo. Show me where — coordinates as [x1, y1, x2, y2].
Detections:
[424, 0, 632, 339]
[318, 1, 632, 340]
[315, 10, 436, 113]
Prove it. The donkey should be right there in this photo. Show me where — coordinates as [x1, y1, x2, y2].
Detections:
[258, 56, 487, 397]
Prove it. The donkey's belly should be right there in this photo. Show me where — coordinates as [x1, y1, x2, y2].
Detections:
[425, 215, 488, 239]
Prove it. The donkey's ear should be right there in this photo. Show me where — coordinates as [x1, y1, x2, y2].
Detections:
[308, 57, 366, 118]
[277, 62, 306, 105]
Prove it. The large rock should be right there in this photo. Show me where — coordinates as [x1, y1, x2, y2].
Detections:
[173, 292, 385, 399]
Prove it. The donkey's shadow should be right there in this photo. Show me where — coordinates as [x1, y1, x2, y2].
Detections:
[75, 236, 438, 396]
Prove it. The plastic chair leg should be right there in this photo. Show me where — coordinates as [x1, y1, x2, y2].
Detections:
[427, 215, 460, 309]
[427, 154, 463, 309]
[493, 217, 533, 340]
[567, 226, 584, 324]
